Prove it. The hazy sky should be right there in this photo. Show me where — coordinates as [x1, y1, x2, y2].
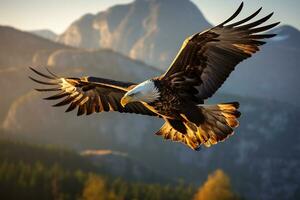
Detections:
[0, 0, 298, 34]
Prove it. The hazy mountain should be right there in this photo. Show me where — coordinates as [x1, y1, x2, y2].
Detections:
[0, 26, 68, 69]
[220, 25, 300, 106]
[271, 25, 300, 48]
[57, 0, 211, 68]
[0, 26, 70, 121]
[57, 14, 100, 49]
[30, 29, 58, 41]
[0, 26, 160, 123]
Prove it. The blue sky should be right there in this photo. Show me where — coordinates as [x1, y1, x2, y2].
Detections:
[0, 0, 298, 34]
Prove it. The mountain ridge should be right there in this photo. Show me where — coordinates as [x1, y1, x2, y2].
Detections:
[30, 29, 58, 41]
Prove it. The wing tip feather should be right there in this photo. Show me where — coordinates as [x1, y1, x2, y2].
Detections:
[218, 2, 244, 27]
[228, 6, 262, 27]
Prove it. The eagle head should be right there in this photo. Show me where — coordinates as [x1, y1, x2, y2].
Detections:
[121, 79, 160, 107]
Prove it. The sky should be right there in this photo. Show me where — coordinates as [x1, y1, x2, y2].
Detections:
[0, 0, 298, 34]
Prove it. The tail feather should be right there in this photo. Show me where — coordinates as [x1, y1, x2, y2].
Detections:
[200, 102, 240, 147]
[155, 102, 241, 150]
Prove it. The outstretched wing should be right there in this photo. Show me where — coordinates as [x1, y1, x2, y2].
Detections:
[160, 2, 279, 103]
[29, 67, 157, 116]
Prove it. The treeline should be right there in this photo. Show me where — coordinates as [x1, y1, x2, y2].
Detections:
[0, 139, 195, 200]
[0, 139, 242, 200]
[0, 161, 85, 199]
[0, 161, 196, 200]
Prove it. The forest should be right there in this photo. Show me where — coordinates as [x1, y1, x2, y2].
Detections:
[0, 139, 242, 200]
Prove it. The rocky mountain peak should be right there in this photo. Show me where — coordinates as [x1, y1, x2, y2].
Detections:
[57, 0, 211, 69]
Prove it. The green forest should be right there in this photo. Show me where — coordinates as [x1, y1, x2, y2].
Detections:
[0, 139, 242, 200]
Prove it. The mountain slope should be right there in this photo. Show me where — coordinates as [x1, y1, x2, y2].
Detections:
[58, 14, 100, 49]
[0, 26, 68, 69]
[57, 0, 211, 68]
[0, 26, 70, 121]
[271, 25, 300, 48]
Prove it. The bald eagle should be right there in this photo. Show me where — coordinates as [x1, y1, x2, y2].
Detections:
[30, 3, 279, 150]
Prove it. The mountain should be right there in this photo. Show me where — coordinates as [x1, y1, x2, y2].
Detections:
[30, 29, 58, 41]
[57, 0, 211, 68]
[220, 25, 300, 106]
[57, 14, 100, 49]
[0, 26, 68, 69]
[0, 26, 70, 121]
[271, 25, 300, 48]
[0, 26, 160, 123]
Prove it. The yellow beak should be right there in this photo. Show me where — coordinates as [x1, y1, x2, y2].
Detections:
[121, 95, 132, 107]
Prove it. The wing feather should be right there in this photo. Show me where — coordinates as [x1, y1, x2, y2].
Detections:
[30, 67, 157, 117]
[161, 3, 279, 101]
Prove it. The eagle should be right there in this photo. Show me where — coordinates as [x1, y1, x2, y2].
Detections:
[30, 3, 279, 151]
